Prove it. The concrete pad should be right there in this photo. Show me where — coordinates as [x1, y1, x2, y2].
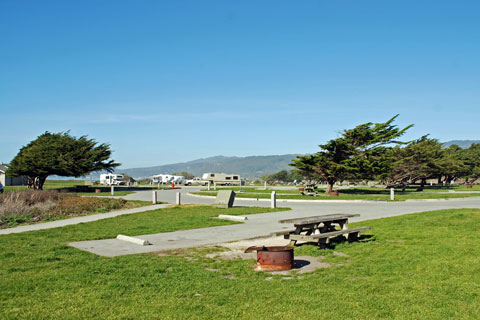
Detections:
[117, 234, 151, 246]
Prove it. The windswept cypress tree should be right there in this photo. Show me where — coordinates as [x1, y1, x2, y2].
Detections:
[291, 115, 412, 194]
[7, 132, 120, 190]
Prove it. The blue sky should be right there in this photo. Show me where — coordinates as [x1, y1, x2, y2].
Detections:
[1, 1, 479, 169]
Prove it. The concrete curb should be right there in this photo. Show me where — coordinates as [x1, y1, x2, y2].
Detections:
[188, 193, 480, 204]
[405, 197, 480, 202]
[187, 192, 388, 203]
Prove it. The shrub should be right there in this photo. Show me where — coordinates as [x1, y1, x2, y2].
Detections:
[53, 196, 127, 215]
[0, 190, 129, 226]
[0, 190, 59, 220]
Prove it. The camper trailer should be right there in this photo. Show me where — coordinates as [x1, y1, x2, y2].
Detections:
[100, 173, 126, 186]
[172, 176, 185, 184]
[201, 173, 241, 186]
[152, 174, 174, 184]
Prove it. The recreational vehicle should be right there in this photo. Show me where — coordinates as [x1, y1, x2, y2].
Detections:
[201, 173, 241, 186]
[152, 174, 174, 184]
[172, 176, 185, 184]
[100, 174, 126, 186]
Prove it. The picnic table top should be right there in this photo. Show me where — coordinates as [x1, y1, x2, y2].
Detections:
[279, 213, 360, 225]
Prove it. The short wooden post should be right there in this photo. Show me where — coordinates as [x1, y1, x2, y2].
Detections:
[271, 191, 276, 208]
[207, 181, 211, 191]
[214, 182, 216, 191]
[390, 188, 394, 201]
[264, 181, 267, 190]
[152, 191, 157, 204]
[111, 185, 114, 195]
[176, 192, 181, 205]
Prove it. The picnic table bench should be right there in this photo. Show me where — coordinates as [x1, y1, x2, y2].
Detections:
[300, 184, 318, 196]
[272, 213, 370, 248]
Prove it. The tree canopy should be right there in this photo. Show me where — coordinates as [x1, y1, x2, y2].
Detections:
[291, 115, 413, 193]
[7, 132, 120, 189]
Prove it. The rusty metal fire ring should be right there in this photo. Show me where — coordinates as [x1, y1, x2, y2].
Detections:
[244, 246, 294, 271]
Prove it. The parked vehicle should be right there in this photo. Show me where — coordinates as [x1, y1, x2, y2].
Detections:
[184, 177, 208, 186]
[201, 173, 241, 186]
[152, 174, 174, 184]
[0, 182, 3, 193]
[100, 174, 126, 186]
[172, 176, 185, 185]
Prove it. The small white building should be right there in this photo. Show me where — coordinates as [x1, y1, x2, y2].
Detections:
[0, 163, 26, 186]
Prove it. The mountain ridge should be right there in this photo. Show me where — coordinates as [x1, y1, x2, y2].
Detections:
[118, 154, 300, 179]
[117, 139, 480, 179]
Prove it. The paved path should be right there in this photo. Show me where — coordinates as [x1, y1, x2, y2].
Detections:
[69, 187, 480, 257]
[0, 203, 168, 235]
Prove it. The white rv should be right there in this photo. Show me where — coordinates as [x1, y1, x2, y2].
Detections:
[152, 174, 174, 184]
[100, 173, 126, 186]
[172, 176, 185, 184]
[201, 173, 241, 186]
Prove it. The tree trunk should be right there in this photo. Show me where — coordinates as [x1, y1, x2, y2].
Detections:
[420, 178, 426, 188]
[325, 179, 335, 194]
[37, 176, 48, 190]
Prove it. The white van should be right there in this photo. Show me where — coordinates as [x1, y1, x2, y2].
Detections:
[100, 174, 126, 186]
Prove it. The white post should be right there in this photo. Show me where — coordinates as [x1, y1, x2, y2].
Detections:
[207, 181, 211, 191]
[158, 182, 160, 189]
[264, 181, 267, 190]
[152, 191, 157, 204]
[271, 191, 276, 208]
[390, 188, 394, 201]
[111, 185, 114, 195]
[176, 192, 181, 205]
[214, 182, 216, 191]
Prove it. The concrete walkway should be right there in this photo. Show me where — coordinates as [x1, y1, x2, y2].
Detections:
[68, 187, 480, 257]
[0, 203, 168, 235]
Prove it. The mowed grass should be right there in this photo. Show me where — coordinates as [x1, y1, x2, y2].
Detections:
[1, 207, 480, 319]
[4, 180, 87, 192]
[195, 185, 480, 201]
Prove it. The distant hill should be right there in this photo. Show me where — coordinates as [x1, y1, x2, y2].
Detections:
[443, 140, 480, 148]
[118, 154, 300, 179]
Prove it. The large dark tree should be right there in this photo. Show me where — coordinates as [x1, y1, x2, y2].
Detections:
[380, 137, 445, 189]
[291, 115, 412, 194]
[7, 132, 120, 190]
[463, 143, 480, 184]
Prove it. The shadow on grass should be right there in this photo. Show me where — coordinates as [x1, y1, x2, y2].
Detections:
[293, 259, 311, 269]
[294, 234, 376, 250]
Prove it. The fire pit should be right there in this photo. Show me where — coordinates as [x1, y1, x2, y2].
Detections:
[244, 246, 294, 271]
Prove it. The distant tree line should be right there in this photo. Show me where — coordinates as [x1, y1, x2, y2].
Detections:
[288, 115, 480, 194]
[262, 170, 303, 184]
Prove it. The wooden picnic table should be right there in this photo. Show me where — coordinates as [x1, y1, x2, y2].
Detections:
[274, 213, 370, 248]
[300, 184, 318, 196]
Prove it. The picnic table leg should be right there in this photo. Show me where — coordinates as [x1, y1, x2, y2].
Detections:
[339, 219, 349, 239]
[348, 232, 359, 243]
[288, 226, 303, 247]
[318, 238, 328, 249]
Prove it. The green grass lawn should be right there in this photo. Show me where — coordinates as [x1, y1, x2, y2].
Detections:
[193, 190, 480, 201]
[1, 207, 480, 319]
[4, 180, 90, 193]
[195, 185, 480, 201]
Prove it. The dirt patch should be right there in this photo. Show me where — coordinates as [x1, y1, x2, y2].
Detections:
[207, 236, 334, 275]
